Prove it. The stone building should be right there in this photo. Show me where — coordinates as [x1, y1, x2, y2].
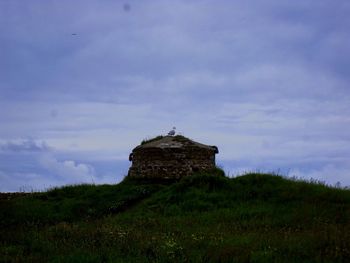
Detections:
[128, 135, 219, 179]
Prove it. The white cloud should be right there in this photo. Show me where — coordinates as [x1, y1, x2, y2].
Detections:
[38, 154, 95, 183]
[0, 152, 125, 192]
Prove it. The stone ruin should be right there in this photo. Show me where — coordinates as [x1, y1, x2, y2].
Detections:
[128, 135, 219, 179]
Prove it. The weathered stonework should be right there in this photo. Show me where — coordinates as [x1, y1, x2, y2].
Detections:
[128, 135, 218, 179]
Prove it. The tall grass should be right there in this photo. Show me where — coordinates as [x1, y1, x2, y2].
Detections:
[1, 172, 350, 262]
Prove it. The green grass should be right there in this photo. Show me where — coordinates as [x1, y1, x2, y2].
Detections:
[140, 135, 193, 145]
[1, 172, 350, 262]
[140, 135, 165, 145]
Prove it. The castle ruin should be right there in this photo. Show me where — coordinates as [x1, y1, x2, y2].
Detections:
[128, 135, 219, 179]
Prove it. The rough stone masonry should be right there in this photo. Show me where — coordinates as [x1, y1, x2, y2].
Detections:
[128, 135, 219, 179]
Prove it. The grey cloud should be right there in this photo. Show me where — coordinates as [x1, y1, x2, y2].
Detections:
[0, 139, 50, 152]
[1, 0, 349, 102]
[0, 0, 350, 190]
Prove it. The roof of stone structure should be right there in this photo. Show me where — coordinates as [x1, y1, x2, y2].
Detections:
[134, 135, 218, 152]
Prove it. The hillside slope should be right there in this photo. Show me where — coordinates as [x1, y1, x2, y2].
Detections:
[1, 172, 350, 262]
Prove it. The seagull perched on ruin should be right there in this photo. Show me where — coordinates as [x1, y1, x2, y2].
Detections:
[168, 127, 176, 136]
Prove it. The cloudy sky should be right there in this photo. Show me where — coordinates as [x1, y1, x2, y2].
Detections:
[1, 0, 350, 191]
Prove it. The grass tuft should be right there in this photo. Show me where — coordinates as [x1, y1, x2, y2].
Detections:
[140, 135, 164, 145]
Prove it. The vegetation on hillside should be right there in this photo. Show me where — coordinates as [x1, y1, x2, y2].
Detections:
[1, 171, 350, 262]
[140, 135, 191, 145]
[141, 135, 165, 145]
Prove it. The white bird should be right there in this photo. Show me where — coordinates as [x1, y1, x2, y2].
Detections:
[168, 127, 176, 136]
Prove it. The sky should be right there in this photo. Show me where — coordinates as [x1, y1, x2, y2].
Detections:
[1, 0, 350, 192]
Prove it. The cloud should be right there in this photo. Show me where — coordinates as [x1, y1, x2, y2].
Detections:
[0, 1, 349, 190]
[0, 139, 121, 192]
[1, 0, 348, 102]
[0, 153, 126, 192]
[0, 138, 50, 152]
[38, 154, 95, 183]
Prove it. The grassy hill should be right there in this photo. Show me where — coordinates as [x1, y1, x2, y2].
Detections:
[1, 171, 350, 262]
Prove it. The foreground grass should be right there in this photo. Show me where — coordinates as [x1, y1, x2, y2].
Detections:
[1, 172, 350, 262]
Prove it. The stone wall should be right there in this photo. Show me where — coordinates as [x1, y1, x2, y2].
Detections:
[128, 147, 216, 179]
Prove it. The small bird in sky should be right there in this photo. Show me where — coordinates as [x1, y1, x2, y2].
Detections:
[71, 33, 77, 36]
